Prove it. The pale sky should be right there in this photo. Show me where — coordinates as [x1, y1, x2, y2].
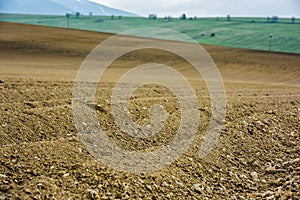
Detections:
[90, 0, 300, 17]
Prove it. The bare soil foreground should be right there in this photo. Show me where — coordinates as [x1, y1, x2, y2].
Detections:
[0, 22, 300, 199]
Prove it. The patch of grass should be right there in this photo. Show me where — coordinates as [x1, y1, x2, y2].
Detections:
[1, 14, 299, 53]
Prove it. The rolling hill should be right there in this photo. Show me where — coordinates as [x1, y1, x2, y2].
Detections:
[0, 0, 137, 16]
[1, 14, 299, 54]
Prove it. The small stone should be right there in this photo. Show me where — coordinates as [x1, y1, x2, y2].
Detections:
[162, 181, 169, 187]
[176, 181, 184, 187]
[166, 192, 174, 198]
[262, 191, 274, 197]
[87, 189, 99, 200]
[266, 166, 276, 173]
[138, 179, 144, 184]
[252, 161, 259, 167]
[0, 185, 10, 192]
[261, 179, 267, 183]
[24, 188, 31, 194]
[192, 184, 202, 194]
[206, 187, 212, 193]
[32, 170, 38, 176]
[63, 173, 69, 177]
[146, 185, 152, 192]
[0, 174, 7, 178]
[267, 195, 275, 200]
[188, 157, 193, 161]
[240, 174, 248, 179]
[250, 171, 258, 179]
[275, 188, 282, 197]
[36, 183, 44, 189]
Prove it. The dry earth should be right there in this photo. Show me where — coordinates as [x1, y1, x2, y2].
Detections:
[0, 22, 300, 199]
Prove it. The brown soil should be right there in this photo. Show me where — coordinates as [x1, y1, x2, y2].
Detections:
[0, 22, 299, 199]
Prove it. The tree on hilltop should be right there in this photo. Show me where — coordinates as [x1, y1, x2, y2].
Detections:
[292, 16, 296, 23]
[149, 14, 157, 20]
[180, 13, 186, 20]
[227, 14, 231, 21]
[65, 13, 71, 28]
[271, 16, 278, 23]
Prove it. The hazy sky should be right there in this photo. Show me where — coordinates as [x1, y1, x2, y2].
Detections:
[90, 0, 300, 17]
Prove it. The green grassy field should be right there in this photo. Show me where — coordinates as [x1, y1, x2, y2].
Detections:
[1, 14, 299, 54]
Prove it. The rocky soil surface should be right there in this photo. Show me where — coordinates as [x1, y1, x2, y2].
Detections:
[0, 22, 299, 199]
